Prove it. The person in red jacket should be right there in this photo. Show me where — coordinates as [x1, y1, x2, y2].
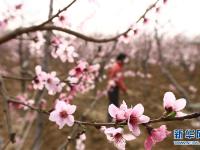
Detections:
[107, 53, 128, 121]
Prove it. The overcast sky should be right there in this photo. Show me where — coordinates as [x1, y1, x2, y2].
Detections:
[1, 0, 200, 37]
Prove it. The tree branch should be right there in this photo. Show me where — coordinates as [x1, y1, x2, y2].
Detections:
[6, 99, 200, 127]
[0, 76, 15, 143]
[74, 112, 200, 127]
[0, 0, 160, 45]
[8, 99, 49, 115]
[148, 112, 200, 123]
[2, 75, 33, 81]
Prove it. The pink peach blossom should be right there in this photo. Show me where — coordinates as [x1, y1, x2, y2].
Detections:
[32, 65, 47, 90]
[45, 72, 65, 95]
[32, 65, 65, 95]
[69, 61, 88, 77]
[128, 104, 150, 136]
[163, 92, 187, 116]
[29, 32, 45, 54]
[67, 61, 100, 94]
[50, 36, 78, 63]
[144, 125, 171, 150]
[108, 101, 132, 122]
[103, 127, 135, 150]
[49, 101, 76, 129]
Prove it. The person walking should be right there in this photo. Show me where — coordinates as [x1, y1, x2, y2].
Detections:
[107, 53, 128, 122]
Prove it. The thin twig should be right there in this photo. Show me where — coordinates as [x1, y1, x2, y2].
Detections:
[0, 76, 15, 143]
[2, 75, 33, 81]
[38, 0, 77, 26]
[1, 139, 10, 150]
[148, 112, 200, 123]
[8, 99, 49, 115]
[16, 119, 35, 150]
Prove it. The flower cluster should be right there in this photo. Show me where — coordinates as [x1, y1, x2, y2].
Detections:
[51, 60, 100, 104]
[67, 60, 100, 94]
[106, 91, 187, 150]
[51, 36, 78, 63]
[56, 92, 74, 104]
[29, 32, 46, 56]
[32, 65, 65, 95]
[109, 101, 150, 136]
[107, 101, 149, 149]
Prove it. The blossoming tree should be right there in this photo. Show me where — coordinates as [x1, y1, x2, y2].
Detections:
[0, 0, 200, 150]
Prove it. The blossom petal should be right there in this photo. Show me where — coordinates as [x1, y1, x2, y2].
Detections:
[49, 111, 59, 122]
[163, 92, 176, 108]
[144, 136, 154, 150]
[120, 100, 127, 110]
[114, 128, 123, 135]
[50, 71, 57, 77]
[131, 103, 144, 117]
[125, 108, 133, 119]
[35, 65, 42, 75]
[138, 115, 150, 124]
[159, 125, 167, 131]
[123, 134, 136, 141]
[104, 127, 115, 134]
[114, 140, 126, 150]
[55, 101, 65, 110]
[176, 111, 187, 117]
[174, 98, 186, 111]
[128, 123, 141, 136]
[116, 110, 126, 120]
[66, 104, 76, 114]
[65, 115, 74, 127]
[58, 119, 66, 129]
[108, 104, 118, 118]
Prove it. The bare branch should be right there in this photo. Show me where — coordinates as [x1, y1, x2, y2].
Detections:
[1, 139, 10, 150]
[0, 0, 160, 45]
[149, 112, 200, 123]
[8, 99, 49, 115]
[0, 76, 15, 143]
[2, 75, 33, 81]
[39, 0, 77, 26]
